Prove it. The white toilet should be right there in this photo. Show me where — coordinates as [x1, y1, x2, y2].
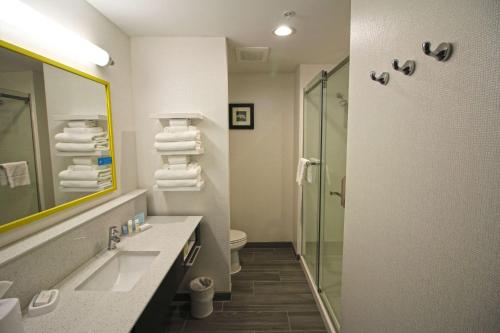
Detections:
[230, 229, 247, 274]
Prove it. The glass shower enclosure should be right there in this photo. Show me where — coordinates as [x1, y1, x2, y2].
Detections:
[302, 58, 349, 330]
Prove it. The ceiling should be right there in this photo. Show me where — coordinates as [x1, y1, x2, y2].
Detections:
[86, 0, 350, 73]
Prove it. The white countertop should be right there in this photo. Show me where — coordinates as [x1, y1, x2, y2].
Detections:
[22, 215, 202, 333]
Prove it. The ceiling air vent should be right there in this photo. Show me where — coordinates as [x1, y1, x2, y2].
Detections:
[235, 47, 270, 63]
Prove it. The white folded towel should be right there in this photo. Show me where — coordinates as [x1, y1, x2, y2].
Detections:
[154, 164, 201, 180]
[169, 119, 190, 127]
[55, 132, 107, 143]
[154, 141, 200, 151]
[56, 142, 108, 152]
[164, 125, 197, 133]
[155, 130, 200, 142]
[156, 178, 201, 188]
[0, 161, 31, 188]
[162, 164, 187, 170]
[167, 156, 189, 165]
[64, 127, 103, 134]
[59, 169, 111, 180]
[68, 164, 108, 171]
[296, 158, 310, 186]
[72, 157, 94, 165]
[60, 180, 111, 188]
[67, 120, 98, 128]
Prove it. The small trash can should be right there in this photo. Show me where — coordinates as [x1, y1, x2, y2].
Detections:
[189, 277, 214, 319]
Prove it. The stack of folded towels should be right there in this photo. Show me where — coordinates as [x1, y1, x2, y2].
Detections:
[154, 157, 203, 189]
[154, 119, 201, 153]
[55, 120, 108, 153]
[59, 157, 112, 191]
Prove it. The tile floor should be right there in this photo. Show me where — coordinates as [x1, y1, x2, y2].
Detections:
[162, 246, 327, 332]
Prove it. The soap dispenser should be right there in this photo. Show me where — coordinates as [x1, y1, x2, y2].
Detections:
[0, 281, 25, 333]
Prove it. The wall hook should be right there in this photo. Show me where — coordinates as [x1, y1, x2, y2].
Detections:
[370, 71, 389, 85]
[392, 59, 416, 75]
[422, 41, 453, 61]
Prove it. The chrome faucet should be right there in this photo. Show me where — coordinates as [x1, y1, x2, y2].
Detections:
[108, 226, 121, 250]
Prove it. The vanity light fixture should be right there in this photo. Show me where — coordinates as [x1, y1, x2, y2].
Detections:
[0, 0, 114, 66]
[272, 10, 296, 37]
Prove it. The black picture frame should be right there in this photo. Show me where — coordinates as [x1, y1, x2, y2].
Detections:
[229, 103, 254, 130]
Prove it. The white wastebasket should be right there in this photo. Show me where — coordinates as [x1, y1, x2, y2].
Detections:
[189, 277, 214, 319]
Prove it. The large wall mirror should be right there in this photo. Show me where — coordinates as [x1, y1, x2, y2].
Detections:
[0, 41, 116, 233]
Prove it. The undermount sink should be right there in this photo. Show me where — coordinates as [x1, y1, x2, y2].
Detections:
[76, 251, 160, 292]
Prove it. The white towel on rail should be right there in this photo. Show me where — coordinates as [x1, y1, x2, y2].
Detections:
[0, 161, 31, 188]
[64, 127, 103, 134]
[154, 141, 200, 151]
[55, 132, 107, 143]
[67, 120, 98, 128]
[164, 125, 197, 133]
[162, 163, 188, 170]
[58, 169, 111, 180]
[56, 142, 108, 152]
[154, 164, 200, 180]
[72, 157, 94, 165]
[296, 158, 310, 186]
[169, 119, 190, 127]
[167, 156, 189, 165]
[60, 180, 111, 188]
[155, 130, 200, 142]
[156, 178, 201, 188]
[68, 164, 108, 171]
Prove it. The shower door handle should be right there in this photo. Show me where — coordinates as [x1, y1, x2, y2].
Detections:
[330, 176, 346, 208]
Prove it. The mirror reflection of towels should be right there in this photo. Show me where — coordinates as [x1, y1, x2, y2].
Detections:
[0, 161, 31, 188]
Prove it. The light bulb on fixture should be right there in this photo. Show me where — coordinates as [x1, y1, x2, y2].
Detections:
[0, 0, 113, 66]
[272, 10, 296, 37]
[273, 25, 295, 37]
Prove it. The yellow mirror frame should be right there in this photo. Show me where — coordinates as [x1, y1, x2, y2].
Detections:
[0, 39, 117, 233]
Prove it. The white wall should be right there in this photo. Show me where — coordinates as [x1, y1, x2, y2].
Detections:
[229, 73, 295, 242]
[342, 0, 500, 332]
[0, 0, 136, 247]
[131, 37, 231, 292]
[292, 64, 334, 253]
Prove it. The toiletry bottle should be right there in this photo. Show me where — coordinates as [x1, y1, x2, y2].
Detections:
[134, 219, 140, 232]
[128, 219, 134, 233]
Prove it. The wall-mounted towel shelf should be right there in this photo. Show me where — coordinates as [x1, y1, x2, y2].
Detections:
[53, 114, 107, 121]
[157, 147, 204, 156]
[150, 112, 204, 120]
[153, 182, 205, 192]
[56, 151, 109, 157]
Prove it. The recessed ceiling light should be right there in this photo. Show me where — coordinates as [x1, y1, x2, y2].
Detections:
[273, 25, 295, 37]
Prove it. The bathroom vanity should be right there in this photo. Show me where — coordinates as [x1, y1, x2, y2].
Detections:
[21, 215, 201, 333]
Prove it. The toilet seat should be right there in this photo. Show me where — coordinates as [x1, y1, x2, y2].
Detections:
[230, 229, 247, 244]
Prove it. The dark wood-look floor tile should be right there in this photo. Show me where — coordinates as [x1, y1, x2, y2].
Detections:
[242, 262, 302, 272]
[288, 312, 326, 331]
[280, 270, 307, 282]
[232, 270, 280, 282]
[254, 281, 311, 295]
[224, 293, 318, 312]
[161, 305, 188, 333]
[241, 247, 275, 254]
[184, 311, 289, 331]
[239, 251, 255, 265]
[231, 280, 254, 295]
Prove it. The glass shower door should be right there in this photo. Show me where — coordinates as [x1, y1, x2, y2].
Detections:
[302, 71, 327, 283]
[301, 59, 349, 331]
[319, 61, 349, 329]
